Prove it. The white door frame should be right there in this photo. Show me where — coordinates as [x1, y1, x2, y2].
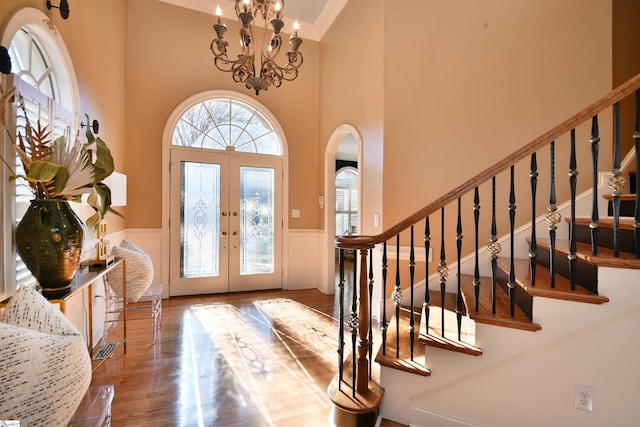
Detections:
[161, 90, 289, 297]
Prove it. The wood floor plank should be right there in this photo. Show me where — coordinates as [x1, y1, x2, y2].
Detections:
[91, 289, 345, 426]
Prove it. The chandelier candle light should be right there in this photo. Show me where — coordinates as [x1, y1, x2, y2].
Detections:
[211, 0, 303, 95]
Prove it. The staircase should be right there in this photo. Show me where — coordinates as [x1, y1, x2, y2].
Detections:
[327, 74, 640, 427]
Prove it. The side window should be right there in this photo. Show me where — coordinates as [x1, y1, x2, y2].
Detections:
[335, 166, 358, 236]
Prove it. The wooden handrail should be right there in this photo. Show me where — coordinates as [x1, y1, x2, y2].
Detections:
[336, 72, 640, 249]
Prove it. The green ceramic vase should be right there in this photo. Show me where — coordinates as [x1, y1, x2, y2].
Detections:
[15, 199, 84, 292]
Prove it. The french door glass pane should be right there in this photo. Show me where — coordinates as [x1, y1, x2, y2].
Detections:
[181, 162, 220, 278]
[240, 166, 274, 275]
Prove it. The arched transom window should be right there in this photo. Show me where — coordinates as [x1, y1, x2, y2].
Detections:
[172, 97, 282, 155]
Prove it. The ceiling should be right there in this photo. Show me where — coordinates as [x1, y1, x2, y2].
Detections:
[157, 0, 348, 41]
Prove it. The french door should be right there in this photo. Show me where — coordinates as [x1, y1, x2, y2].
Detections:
[169, 148, 282, 296]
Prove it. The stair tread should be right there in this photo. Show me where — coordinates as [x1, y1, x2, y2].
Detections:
[574, 216, 636, 229]
[375, 306, 431, 377]
[418, 291, 482, 356]
[535, 238, 640, 269]
[496, 258, 609, 304]
[459, 274, 541, 331]
[602, 193, 637, 201]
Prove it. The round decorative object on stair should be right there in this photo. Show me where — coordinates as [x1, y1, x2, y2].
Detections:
[15, 199, 84, 295]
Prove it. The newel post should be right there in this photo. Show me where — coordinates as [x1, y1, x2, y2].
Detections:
[356, 247, 370, 392]
[329, 236, 382, 427]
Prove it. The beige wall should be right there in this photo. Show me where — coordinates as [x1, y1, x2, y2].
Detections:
[613, 0, 640, 158]
[0, 0, 128, 233]
[382, 0, 612, 227]
[319, 0, 613, 285]
[320, 0, 613, 241]
[125, 0, 321, 229]
[2, 0, 616, 237]
[320, 0, 384, 236]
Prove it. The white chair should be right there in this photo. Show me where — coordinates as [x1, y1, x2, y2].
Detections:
[101, 240, 162, 347]
[102, 279, 163, 346]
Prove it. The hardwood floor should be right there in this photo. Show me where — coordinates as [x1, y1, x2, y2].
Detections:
[91, 288, 346, 426]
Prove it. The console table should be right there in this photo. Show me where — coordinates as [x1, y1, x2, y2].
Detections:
[2, 257, 128, 372]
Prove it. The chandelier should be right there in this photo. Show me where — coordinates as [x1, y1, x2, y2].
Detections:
[210, 0, 303, 95]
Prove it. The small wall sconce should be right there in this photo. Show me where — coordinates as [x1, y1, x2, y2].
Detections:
[46, 0, 70, 20]
[0, 46, 10, 75]
[81, 118, 100, 134]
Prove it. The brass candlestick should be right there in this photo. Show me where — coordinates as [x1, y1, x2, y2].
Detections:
[89, 221, 114, 269]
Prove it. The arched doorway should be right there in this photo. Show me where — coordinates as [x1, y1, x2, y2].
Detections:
[163, 91, 288, 296]
[323, 125, 362, 295]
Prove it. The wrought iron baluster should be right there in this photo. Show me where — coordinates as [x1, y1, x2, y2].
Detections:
[473, 187, 481, 311]
[456, 197, 464, 340]
[368, 248, 374, 379]
[337, 248, 345, 391]
[545, 141, 561, 288]
[568, 129, 578, 290]
[590, 116, 600, 255]
[409, 226, 415, 361]
[423, 218, 431, 332]
[438, 208, 448, 335]
[381, 242, 388, 355]
[634, 90, 640, 258]
[487, 177, 500, 314]
[508, 165, 517, 317]
[392, 234, 402, 358]
[349, 250, 358, 397]
[530, 153, 538, 286]
[608, 102, 625, 258]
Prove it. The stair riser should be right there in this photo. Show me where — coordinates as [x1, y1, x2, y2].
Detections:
[494, 266, 534, 320]
[535, 245, 598, 293]
[606, 200, 636, 217]
[574, 223, 637, 254]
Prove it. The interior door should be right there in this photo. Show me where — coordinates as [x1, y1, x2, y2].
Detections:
[170, 148, 282, 296]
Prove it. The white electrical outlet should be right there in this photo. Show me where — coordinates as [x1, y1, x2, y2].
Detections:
[573, 384, 594, 412]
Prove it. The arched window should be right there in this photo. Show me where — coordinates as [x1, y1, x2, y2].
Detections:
[335, 166, 358, 236]
[172, 97, 282, 155]
[1, 7, 78, 297]
[10, 27, 58, 100]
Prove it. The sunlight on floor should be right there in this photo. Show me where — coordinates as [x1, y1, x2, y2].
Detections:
[181, 313, 206, 427]
[179, 298, 339, 426]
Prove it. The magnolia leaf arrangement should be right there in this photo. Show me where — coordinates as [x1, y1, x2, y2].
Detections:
[8, 97, 122, 233]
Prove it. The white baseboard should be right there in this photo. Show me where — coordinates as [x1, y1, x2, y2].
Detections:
[410, 406, 485, 427]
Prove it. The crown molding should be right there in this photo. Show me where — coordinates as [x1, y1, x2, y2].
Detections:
[156, 0, 347, 42]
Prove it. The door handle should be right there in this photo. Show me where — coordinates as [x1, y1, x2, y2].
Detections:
[232, 231, 239, 236]
[222, 211, 228, 216]
[221, 231, 228, 236]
